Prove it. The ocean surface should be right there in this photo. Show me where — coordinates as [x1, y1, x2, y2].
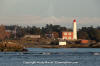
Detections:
[0, 48, 100, 66]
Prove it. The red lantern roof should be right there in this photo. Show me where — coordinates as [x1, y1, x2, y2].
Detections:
[73, 19, 76, 22]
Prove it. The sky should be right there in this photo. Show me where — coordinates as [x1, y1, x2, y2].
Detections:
[0, 0, 100, 28]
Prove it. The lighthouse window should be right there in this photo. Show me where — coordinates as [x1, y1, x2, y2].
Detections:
[68, 33, 71, 35]
[64, 33, 67, 35]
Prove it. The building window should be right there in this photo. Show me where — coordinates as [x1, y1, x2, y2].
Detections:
[64, 33, 67, 35]
[68, 33, 71, 35]
[68, 37, 71, 39]
[65, 37, 67, 39]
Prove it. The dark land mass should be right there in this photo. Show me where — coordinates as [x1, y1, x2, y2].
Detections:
[0, 24, 100, 52]
[0, 38, 100, 52]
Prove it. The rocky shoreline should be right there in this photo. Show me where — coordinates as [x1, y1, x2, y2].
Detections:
[0, 38, 100, 52]
[0, 41, 28, 52]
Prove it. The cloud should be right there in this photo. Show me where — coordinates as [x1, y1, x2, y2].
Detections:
[0, 16, 100, 27]
[79, 17, 100, 26]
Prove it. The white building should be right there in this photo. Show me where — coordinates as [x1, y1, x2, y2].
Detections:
[59, 41, 66, 45]
[24, 35, 40, 39]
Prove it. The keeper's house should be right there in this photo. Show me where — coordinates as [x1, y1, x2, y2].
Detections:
[62, 32, 73, 40]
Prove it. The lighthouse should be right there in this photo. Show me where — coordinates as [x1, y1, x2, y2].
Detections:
[73, 19, 77, 40]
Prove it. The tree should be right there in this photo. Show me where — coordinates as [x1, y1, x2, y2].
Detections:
[94, 29, 100, 42]
[0, 25, 10, 40]
[78, 31, 90, 39]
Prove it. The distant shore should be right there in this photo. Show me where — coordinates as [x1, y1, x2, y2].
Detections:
[0, 38, 100, 52]
[0, 41, 28, 52]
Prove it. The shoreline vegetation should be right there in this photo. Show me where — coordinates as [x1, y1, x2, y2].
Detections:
[0, 24, 100, 52]
[0, 38, 100, 52]
[0, 41, 27, 52]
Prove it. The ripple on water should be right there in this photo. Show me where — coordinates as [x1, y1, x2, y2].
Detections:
[0, 48, 100, 66]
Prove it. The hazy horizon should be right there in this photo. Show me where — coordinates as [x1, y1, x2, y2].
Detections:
[0, 0, 100, 28]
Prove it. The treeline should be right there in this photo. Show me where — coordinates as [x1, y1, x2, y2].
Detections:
[78, 26, 100, 42]
[0, 24, 100, 42]
[0, 24, 69, 40]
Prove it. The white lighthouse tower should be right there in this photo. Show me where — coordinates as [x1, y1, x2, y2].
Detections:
[73, 19, 77, 40]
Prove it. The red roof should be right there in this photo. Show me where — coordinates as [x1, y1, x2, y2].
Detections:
[73, 19, 76, 22]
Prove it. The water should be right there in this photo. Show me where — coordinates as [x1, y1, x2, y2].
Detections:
[0, 48, 100, 66]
